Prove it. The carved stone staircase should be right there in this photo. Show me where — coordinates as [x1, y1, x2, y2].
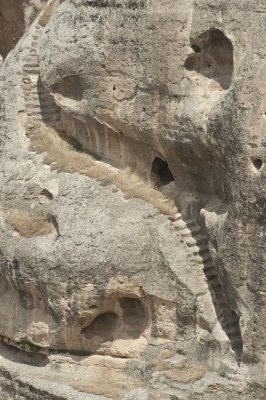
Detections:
[21, 24, 62, 131]
[18, 0, 243, 364]
[169, 212, 243, 360]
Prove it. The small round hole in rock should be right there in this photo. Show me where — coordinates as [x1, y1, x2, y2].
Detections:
[252, 158, 263, 171]
[40, 189, 53, 200]
[184, 54, 197, 71]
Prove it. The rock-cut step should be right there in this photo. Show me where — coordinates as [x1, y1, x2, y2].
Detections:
[184, 234, 208, 247]
[24, 56, 39, 66]
[203, 266, 217, 279]
[172, 214, 244, 358]
[23, 66, 40, 75]
[25, 93, 52, 102]
[25, 101, 57, 110]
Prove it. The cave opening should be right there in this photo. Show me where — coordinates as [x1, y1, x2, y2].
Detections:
[252, 158, 263, 171]
[185, 28, 233, 90]
[151, 157, 174, 187]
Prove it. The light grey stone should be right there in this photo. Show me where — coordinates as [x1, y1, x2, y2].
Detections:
[0, 0, 265, 398]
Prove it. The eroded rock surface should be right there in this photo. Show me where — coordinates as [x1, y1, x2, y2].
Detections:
[0, 0, 48, 59]
[0, 0, 265, 398]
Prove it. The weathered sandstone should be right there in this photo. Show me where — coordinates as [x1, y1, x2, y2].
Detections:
[0, 0, 265, 398]
[0, 0, 47, 59]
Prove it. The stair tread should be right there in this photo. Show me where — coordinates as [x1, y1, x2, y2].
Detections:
[207, 274, 219, 281]
[203, 261, 214, 270]
[24, 65, 39, 70]
[190, 226, 201, 235]
[25, 57, 38, 63]
[172, 220, 187, 229]
[180, 228, 192, 237]
[198, 243, 209, 251]
[194, 233, 208, 243]
[24, 63, 39, 68]
[211, 283, 222, 291]
[169, 213, 182, 222]
[193, 255, 204, 264]
[24, 68, 39, 72]
[201, 253, 211, 262]
[191, 245, 200, 254]
[203, 266, 216, 274]
[199, 251, 210, 259]
[185, 237, 197, 246]
[24, 71, 39, 75]
[24, 65, 38, 70]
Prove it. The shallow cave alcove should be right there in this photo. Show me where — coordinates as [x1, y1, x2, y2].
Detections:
[51, 74, 84, 101]
[151, 157, 174, 187]
[81, 312, 118, 342]
[185, 28, 233, 90]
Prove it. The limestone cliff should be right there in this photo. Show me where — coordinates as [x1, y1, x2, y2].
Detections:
[0, 0, 265, 399]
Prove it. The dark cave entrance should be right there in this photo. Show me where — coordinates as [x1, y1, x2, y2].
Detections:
[151, 157, 174, 187]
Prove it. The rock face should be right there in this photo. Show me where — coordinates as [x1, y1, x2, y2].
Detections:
[0, 0, 26, 58]
[0, 0, 48, 59]
[0, 0, 265, 399]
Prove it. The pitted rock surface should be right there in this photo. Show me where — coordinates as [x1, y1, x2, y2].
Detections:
[0, 0, 265, 398]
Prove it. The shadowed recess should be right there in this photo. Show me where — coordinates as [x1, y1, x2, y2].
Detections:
[252, 158, 263, 171]
[81, 312, 118, 341]
[151, 157, 174, 187]
[51, 75, 84, 101]
[119, 297, 147, 338]
[185, 29, 233, 90]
